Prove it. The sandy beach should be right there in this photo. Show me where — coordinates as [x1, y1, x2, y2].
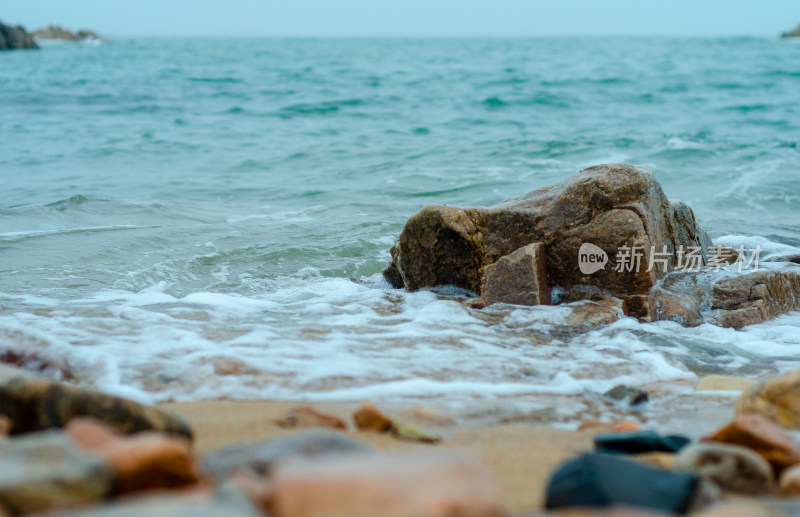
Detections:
[161, 397, 737, 515]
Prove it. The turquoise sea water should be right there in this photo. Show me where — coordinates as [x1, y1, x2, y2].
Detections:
[1, 38, 800, 423]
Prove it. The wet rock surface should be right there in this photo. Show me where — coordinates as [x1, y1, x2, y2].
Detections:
[649, 268, 800, 329]
[0, 377, 193, 439]
[480, 242, 550, 306]
[386, 164, 711, 299]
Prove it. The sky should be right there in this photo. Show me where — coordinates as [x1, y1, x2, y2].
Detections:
[3, 0, 798, 38]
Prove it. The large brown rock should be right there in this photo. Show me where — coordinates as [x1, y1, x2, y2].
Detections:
[649, 269, 800, 329]
[0, 377, 193, 440]
[267, 452, 504, 517]
[386, 164, 711, 302]
[736, 370, 800, 430]
[480, 243, 550, 306]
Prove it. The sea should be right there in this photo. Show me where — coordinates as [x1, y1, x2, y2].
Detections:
[2, 37, 800, 428]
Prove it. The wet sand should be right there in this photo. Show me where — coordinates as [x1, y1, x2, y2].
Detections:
[160, 398, 736, 515]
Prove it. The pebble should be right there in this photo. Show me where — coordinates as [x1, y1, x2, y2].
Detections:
[275, 406, 347, 431]
[673, 442, 775, 494]
[702, 414, 800, 476]
[66, 418, 201, 495]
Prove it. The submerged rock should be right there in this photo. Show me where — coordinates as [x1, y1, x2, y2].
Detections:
[603, 385, 649, 406]
[673, 442, 775, 494]
[0, 432, 112, 514]
[0, 377, 192, 440]
[0, 21, 38, 50]
[385, 164, 711, 302]
[649, 268, 800, 329]
[736, 370, 800, 429]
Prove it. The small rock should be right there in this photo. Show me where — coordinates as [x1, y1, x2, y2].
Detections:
[202, 432, 371, 481]
[696, 375, 759, 392]
[390, 422, 441, 444]
[594, 430, 690, 455]
[0, 432, 113, 514]
[603, 385, 649, 406]
[577, 420, 641, 433]
[0, 416, 10, 437]
[353, 401, 393, 432]
[480, 242, 550, 306]
[45, 483, 260, 517]
[564, 298, 625, 327]
[702, 414, 800, 476]
[673, 442, 775, 494]
[780, 463, 800, 496]
[269, 452, 504, 517]
[545, 453, 702, 514]
[736, 370, 800, 430]
[0, 377, 193, 440]
[275, 406, 347, 431]
[764, 253, 800, 264]
[66, 418, 200, 495]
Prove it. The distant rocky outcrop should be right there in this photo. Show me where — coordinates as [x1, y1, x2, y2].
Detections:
[0, 20, 39, 50]
[781, 24, 800, 38]
[33, 24, 106, 42]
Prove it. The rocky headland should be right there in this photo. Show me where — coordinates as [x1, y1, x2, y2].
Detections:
[383, 163, 800, 330]
[781, 25, 800, 38]
[32, 25, 106, 43]
[0, 20, 38, 50]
